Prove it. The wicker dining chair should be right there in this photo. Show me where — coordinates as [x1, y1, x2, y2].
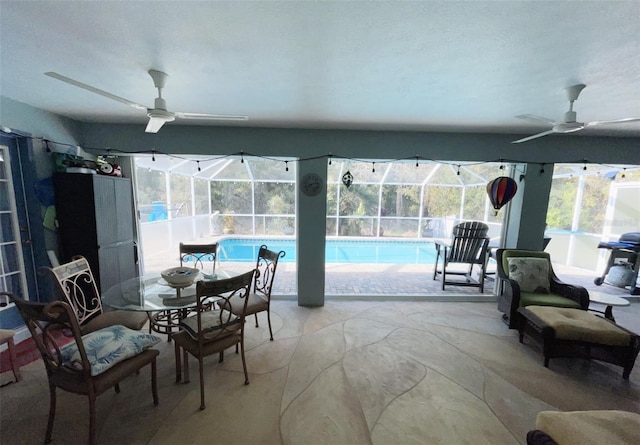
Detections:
[6, 292, 159, 445]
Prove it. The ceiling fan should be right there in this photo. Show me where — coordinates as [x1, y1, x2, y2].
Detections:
[45, 70, 248, 133]
[511, 83, 640, 143]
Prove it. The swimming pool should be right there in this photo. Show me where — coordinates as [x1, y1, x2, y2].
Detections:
[218, 238, 437, 264]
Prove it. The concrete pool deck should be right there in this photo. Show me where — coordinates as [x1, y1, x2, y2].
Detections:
[143, 250, 637, 301]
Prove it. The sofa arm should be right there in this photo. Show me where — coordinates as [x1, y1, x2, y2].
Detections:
[549, 279, 589, 310]
[497, 278, 522, 328]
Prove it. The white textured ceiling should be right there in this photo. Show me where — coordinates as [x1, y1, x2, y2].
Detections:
[1, 1, 639, 138]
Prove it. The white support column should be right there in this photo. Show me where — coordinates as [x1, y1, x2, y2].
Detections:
[297, 158, 327, 306]
[567, 175, 585, 266]
[503, 163, 553, 251]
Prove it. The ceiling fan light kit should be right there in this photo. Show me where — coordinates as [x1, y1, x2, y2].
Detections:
[511, 83, 640, 143]
[45, 69, 248, 133]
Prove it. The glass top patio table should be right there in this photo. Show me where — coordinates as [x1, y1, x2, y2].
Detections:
[102, 270, 243, 312]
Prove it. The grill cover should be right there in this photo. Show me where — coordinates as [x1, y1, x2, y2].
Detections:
[619, 232, 640, 244]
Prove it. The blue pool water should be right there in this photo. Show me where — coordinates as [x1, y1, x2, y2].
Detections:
[218, 238, 437, 264]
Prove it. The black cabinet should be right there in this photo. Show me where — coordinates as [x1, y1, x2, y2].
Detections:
[54, 173, 138, 293]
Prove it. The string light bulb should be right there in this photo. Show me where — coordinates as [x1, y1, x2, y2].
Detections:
[539, 163, 545, 174]
[329, 154, 332, 166]
[372, 162, 375, 173]
[197, 161, 201, 172]
[285, 161, 289, 172]
[152, 150, 156, 162]
[621, 168, 626, 179]
[415, 156, 419, 168]
[456, 165, 461, 176]
[241, 151, 244, 163]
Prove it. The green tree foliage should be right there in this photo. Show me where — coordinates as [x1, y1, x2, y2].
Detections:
[170, 174, 191, 216]
[547, 178, 576, 230]
[462, 186, 487, 220]
[577, 175, 609, 233]
[194, 178, 209, 215]
[210, 181, 252, 214]
[135, 168, 166, 204]
[423, 187, 462, 218]
[547, 174, 611, 233]
[255, 183, 294, 214]
[381, 185, 421, 217]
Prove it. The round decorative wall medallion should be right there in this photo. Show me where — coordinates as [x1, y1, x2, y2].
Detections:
[300, 172, 323, 196]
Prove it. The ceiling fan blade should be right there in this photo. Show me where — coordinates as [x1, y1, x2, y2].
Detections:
[175, 112, 248, 121]
[515, 114, 557, 126]
[45, 72, 147, 110]
[145, 117, 167, 133]
[585, 117, 640, 127]
[511, 130, 555, 144]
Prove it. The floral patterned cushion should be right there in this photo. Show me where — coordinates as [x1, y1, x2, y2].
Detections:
[507, 257, 550, 294]
[60, 325, 160, 376]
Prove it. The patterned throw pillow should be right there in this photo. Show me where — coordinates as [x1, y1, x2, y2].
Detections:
[60, 325, 161, 376]
[507, 257, 550, 294]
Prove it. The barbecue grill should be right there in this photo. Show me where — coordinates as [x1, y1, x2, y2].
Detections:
[594, 232, 640, 295]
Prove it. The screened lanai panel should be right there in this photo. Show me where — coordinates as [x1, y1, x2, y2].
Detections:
[457, 164, 498, 186]
[169, 174, 191, 216]
[329, 161, 384, 184]
[135, 168, 166, 201]
[211, 159, 251, 180]
[427, 164, 466, 186]
[461, 186, 488, 221]
[247, 158, 296, 181]
[547, 176, 578, 231]
[548, 164, 629, 235]
[194, 178, 209, 214]
[551, 164, 608, 178]
[381, 185, 421, 217]
[254, 183, 295, 214]
[211, 181, 252, 213]
[422, 187, 463, 218]
[616, 167, 640, 182]
[384, 162, 431, 184]
[135, 155, 173, 171]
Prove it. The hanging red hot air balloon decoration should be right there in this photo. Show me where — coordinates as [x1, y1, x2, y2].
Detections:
[486, 176, 518, 214]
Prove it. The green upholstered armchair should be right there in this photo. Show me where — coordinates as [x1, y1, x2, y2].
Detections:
[496, 249, 589, 328]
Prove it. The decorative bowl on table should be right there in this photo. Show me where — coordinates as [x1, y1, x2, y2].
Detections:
[160, 267, 200, 287]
